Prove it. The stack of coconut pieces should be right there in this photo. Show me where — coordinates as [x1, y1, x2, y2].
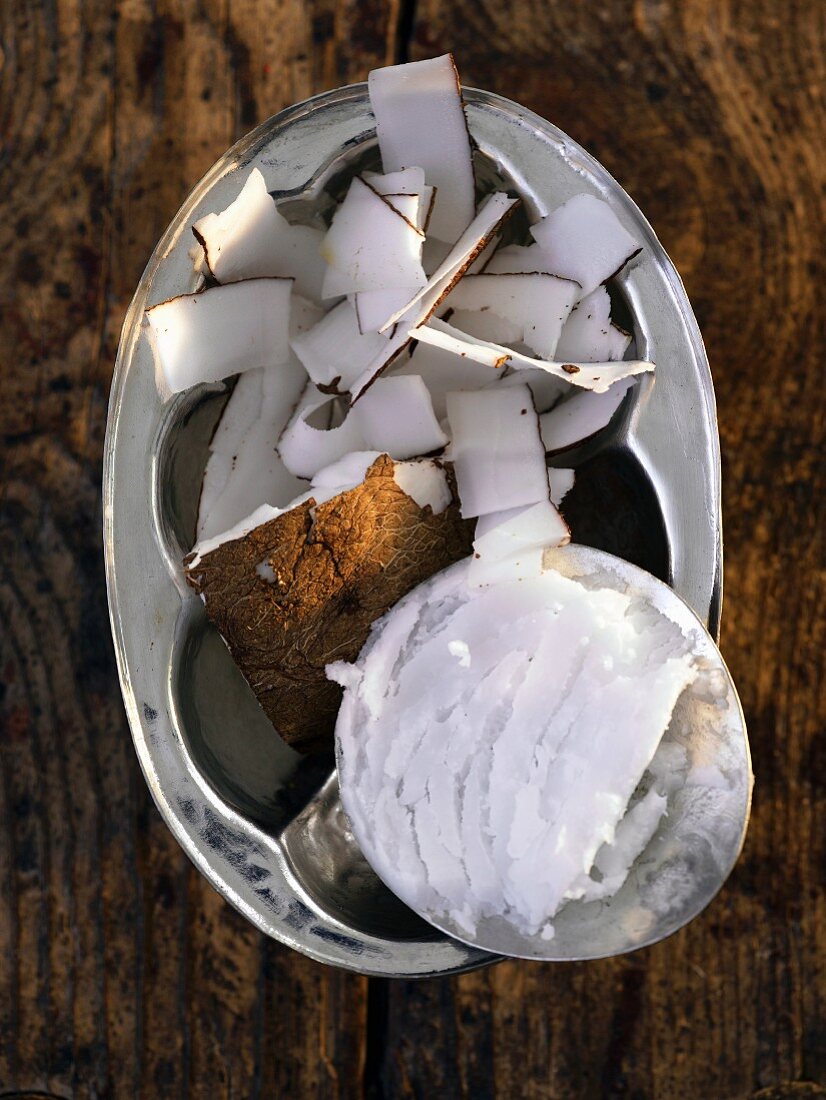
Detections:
[144, 53, 653, 754]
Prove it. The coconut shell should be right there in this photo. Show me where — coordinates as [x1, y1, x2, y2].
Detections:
[184, 456, 474, 753]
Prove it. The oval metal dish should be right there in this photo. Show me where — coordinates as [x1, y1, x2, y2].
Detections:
[104, 85, 724, 977]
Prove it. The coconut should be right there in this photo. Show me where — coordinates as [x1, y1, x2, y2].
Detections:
[496, 367, 569, 414]
[320, 177, 425, 300]
[352, 376, 448, 458]
[144, 278, 294, 393]
[192, 168, 326, 300]
[554, 287, 632, 363]
[450, 308, 523, 347]
[447, 272, 580, 359]
[412, 316, 654, 394]
[389, 340, 504, 420]
[184, 455, 473, 752]
[445, 384, 549, 518]
[485, 243, 557, 275]
[368, 53, 475, 242]
[529, 194, 642, 296]
[328, 554, 698, 937]
[539, 377, 635, 453]
[548, 467, 575, 506]
[290, 298, 391, 392]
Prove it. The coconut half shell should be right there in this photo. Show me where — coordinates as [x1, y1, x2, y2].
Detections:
[184, 455, 474, 753]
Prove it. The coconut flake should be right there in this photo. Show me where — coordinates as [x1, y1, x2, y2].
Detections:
[368, 54, 475, 242]
[413, 316, 654, 394]
[332, 557, 698, 938]
[352, 376, 448, 458]
[450, 308, 523, 347]
[311, 451, 384, 489]
[445, 385, 549, 517]
[447, 273, 580, 358]
[496, 367, 568, 414]
[485, 243, 558, 275]
[539, 378, 635, 452]
[278, 384, 367, 478]
[145, 278, 293, 393]
[530, 194, 642, 296]
[320, 177, 425, 298]
[554, 287, 632, 363]
[548, 467, 575, 506]
[290, 299, 391, 392]
[192, 169, 326, 300]
[474, 500, 569, 560]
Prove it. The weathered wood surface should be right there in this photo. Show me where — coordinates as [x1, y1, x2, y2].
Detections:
[0, 0, 823, 1095]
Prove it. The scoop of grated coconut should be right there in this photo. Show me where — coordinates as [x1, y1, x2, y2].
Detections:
[328, 557, 698, 939]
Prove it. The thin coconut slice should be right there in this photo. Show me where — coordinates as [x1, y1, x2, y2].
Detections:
[361, 170, 435, 231]
[328, 556, 698, 937]
[352, 376, 448, 458]
[413, 316, 654, 394]
[390, 340, 504, 420]
[278, 384, 368, 478]
[445, 384, 549, 518]
[354, 288, 416, 335]
[474, 500, 570, 560]
[485, 243, 558, 275]
[447, 273, 580, 358]
[369, 54, 475, 242]
[320, 177, 425, 298]
[290, 299, 391, 393]
[554, 287, 632, 363]
[539, 378, 635, 453]
[378, 192, 520, 334]
[530, 194, 642, 296]
[185, 454, 473, 753]
[145, 278, 293, 393]
[192, 168, 326, 300]
[310, 450, 384, 490]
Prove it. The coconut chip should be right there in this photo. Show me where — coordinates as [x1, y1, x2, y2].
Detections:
[554, 287, 632, 363]
[184, 455, 473, 752]
[445, 384, 549, 518]
[290, 298, 391, 393]
[145, 278, 294, 393]
[368, 53, 475, 243]
[192, 168, 326, 300]
[530, 193, 642, 297]
[539, 377, 635, 453]
[352, 375, 448, 458]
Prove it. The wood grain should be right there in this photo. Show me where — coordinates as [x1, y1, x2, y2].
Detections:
[1, 0, 824, 1097]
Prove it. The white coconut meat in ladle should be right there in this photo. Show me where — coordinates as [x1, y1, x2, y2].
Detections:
[447, 272, 580, 358]
[145, 277, 293, 393]
[530, 193, 642, 296]
[389, 340, 504, 420]
[328, 552, 700, 942]
[413, 316, 654, 394]
[320, 177, 426, 299]
[277, 384, 368, 479]
[368, 53, 475, 243]
[445, 384, 549, 517]
[192, 168, 326, 300]
[555, 287, 632, 363]
[290, 299, 392, 393]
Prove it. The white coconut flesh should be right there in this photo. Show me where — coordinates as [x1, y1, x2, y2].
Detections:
[368, 53, 475, 243]
[412, 315, 654, 394]
[145, 278, 294, 393]
[320, 177, 425, 299]
[446, 272, 580, 359]
[548, 467, 575, 505]
[468, 499, 570, 587]
[290, 298, 391, 392]
[530, 193, 642, 297]
[485, 243, 558, 275]
[352, 375, 448, 459]
[450, 307, 523, 347]
[540, 377, 635, 453]
[328, 555, 700, 941]
[445, 384, 550, 518]
[192, 168, 326, 301]
[554, 287, 632, 363]
[389, 340, 504, 420]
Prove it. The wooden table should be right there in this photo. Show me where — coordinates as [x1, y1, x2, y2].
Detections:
[1, 0, 824, 1095]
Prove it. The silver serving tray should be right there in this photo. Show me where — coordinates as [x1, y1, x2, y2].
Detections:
[103, 85, 722, 977]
